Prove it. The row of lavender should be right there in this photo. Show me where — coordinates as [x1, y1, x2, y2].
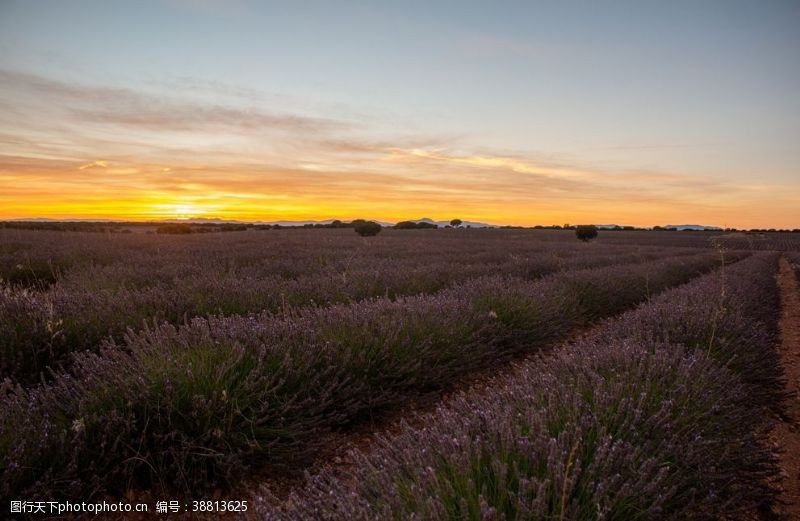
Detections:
[4, 230, 710, 300]
[0, 251, 735, 503]
[14, 227, 787, 295]
[1, 238, 702, 383]
[258, 253, 782, 520]
[3, 229, 795, 295]
[0, 229, 550, 287]
[601, 230, 800, 251]
[2, 228, 706, 289]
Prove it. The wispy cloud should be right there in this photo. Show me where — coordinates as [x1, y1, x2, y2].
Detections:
[78, 160, 108, 170]
[0, 69, 347, 140]
[72, 104, 346, 134]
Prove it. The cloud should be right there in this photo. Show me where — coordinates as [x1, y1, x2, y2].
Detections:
[0, 69, 348, 137]
[376, 146, 730, 196]
[0, 69, 129, 103]
[78, 160, 108, 170]
[72, 104, 345, 133]
[154, 76, 267, 102]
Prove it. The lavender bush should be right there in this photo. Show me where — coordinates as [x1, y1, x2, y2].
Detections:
[1, 231, 707, 383]
[0, 288, 64, 383]
[0, 252, 731, 501]
[258, 253, 781, 520]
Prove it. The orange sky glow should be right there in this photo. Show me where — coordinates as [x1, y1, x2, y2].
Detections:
[2, 150, 797, 228]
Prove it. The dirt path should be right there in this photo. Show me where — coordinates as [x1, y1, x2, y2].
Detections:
[771, 256, 800, 518]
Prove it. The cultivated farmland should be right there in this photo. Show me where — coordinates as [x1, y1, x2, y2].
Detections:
[1, 227, 799, 519]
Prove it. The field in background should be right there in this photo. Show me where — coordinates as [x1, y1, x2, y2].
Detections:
[2, 228, 799, 519]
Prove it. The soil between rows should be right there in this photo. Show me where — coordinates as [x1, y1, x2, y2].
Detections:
[769, 257, 800, 519]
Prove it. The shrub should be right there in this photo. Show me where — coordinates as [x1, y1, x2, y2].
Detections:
[0, 287, 65, 382]
[0, 260, 59, 288]
[156, 223, 193, 234]
[353, 220, 382, 236]
[394, 221, 418, 229]
[575, 224, 598, 241]
[0, 252, 729, 499]
[258, 253, 781, 520]
[394, 221, 437, 229]
[265, 342, 776, 520]
[0, 235, 706, 383]
[218, 224, 247, 232]
[417, 222, 437, 229]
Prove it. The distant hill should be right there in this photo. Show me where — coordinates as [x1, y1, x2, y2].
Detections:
[5, 218, 723, 231]
[157, 218, 396, 227]
[163, 217, 243, 224]
[663, 224, 723, 231]
[249, 219, 394, 227]
[8, 217, 119, 222]
[595, 224, 629, 230]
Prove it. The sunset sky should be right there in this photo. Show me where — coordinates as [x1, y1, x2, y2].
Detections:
[1, 1, 798, 228]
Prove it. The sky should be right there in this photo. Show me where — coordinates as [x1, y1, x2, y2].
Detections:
[0, 0, 798, 228]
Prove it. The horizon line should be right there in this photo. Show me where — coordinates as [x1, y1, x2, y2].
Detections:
[3, 216, 794, 231]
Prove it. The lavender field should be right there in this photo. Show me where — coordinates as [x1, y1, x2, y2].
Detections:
[1, 227, 799, 519]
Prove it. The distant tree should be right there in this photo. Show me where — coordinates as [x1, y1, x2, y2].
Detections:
[394, 220, 419, 229]
[450, 219, 462, 228]
[329, 219, 343, 228]
[395, 220, 438, 229]
[575, 224, 598, 242]
[156, 223, 193, 234]
[353, 220, 382, 236]
[219, 224, 247, 232]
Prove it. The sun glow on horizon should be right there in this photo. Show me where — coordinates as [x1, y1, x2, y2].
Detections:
[167, 204, 202, 219]
[0, 149, 798, 228]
